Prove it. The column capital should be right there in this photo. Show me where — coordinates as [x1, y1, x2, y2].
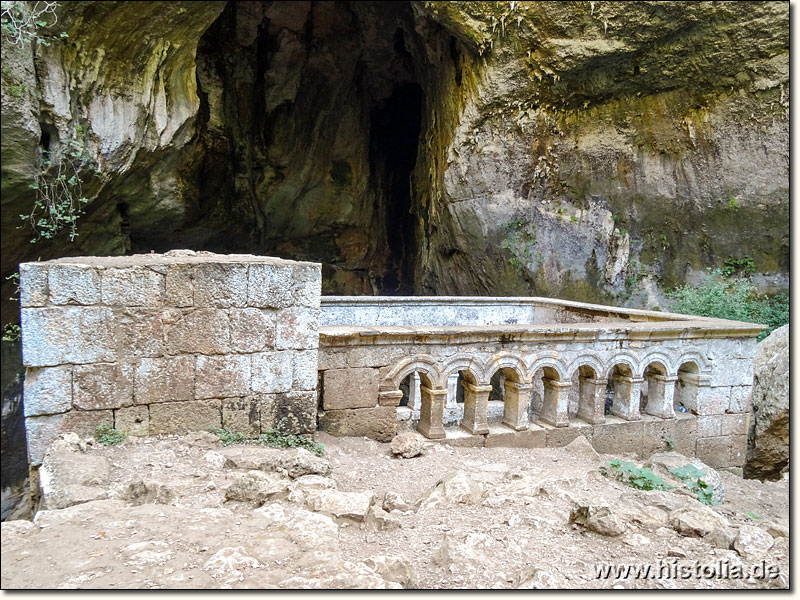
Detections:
[505, 381, 533, 392]
[649, 374, 679, 383]
[420, 385, 448, 397]
[463, 381, 493, 394]
[543, 379, 573, 389]
[615, 375, 644, 384]
[378, 390, 404, 406]
[584, 377, 608, 386]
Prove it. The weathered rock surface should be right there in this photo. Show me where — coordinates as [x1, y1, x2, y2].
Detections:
[669, 505, 730, 538]
[733, 524, 774, 560]
[37, 433, 110, 510]
[390, 432, 425, 459]
[304, 489, 375, 522]
[569, 503, 627, 537]
[224, 471, 291, 504]
[745, 325, 789, 480]
[420, 470, 483, 508]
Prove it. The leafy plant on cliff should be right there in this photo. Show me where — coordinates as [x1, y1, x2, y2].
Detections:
[20, 126, 99, 243]
[667, 268, 787, 341]
[1, 1, 65, 49]
[501, 218, 536, 271]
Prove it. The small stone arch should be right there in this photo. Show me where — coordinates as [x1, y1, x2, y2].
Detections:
[674, 350, 711, 375]
[639, 350, 676, 377]
[380, 355, 439, 392]
[641, 358, 676, 419]
[528, 354, 569, 383]
[439, 353, 487, 387]
[566, 352, 605, 381]
[602, 350, 640, 380]
[488, 352, 528, 384]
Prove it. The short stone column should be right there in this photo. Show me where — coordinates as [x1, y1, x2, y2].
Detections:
[417, 385, 447, 439]
[644, 374, 678, 419]
[408, 372, 421, 412]
[461, 382, 492, 435]
[577, 377, 607, 424]
[445, 373, 459, 409]
[675, 372, 708, 414]
[539, 379, 571, 427]
[610, 375, 642, 421]
[502, 381, 532, 431]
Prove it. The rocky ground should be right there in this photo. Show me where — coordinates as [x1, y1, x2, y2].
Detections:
[0, 430, 789, 589]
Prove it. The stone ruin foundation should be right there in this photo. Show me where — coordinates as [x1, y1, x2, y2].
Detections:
[19, 252, 763, 492]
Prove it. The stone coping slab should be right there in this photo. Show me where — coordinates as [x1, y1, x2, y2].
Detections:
[34, 250, 318, 268]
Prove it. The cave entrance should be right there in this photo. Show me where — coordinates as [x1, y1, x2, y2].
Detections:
[193, 1, 437, 295]
[369, 82, 423, 294]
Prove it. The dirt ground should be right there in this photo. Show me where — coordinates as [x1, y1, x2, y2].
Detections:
[0, 430, 789, 589]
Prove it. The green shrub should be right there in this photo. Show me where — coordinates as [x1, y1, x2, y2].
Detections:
[211, 418, 324, 456]
[669, 464, 720, 506]
[95, 424, 127, 446]
[667, 269, 788, 341]
[600, 459, 671, 491]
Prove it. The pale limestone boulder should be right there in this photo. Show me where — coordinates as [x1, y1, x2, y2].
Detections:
[390, 431, 425, 459]
[383, 490, 413, 513]
[746, 325, 789, 480]
[124, 480, 175, 506]
[733, 524, 774, 559]
[569, 503, 627, 537]
[669, 505, 730, 537]
[362, 556, 416, 588]
[305, 489, 374, 521]
[420, 470, 483, 509]
[367, 505, 401, 530]
[38, 433, 110, 510]
[224, 470, 290, 504]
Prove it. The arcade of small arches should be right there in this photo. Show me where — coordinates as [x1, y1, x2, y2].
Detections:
[377, 350, 710, 439]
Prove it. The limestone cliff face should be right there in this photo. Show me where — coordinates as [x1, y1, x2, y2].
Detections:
[0, 0, 788, 315]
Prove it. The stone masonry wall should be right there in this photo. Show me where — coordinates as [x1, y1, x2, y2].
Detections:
[20, 250, 320, 466]
[318, 330, 758, 472]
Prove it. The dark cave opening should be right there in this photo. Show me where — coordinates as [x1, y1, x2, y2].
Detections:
[369, 82, 424, 294]
[189, 1, 436, 295]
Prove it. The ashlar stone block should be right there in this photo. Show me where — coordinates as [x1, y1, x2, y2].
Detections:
[163, 308, 230, 355]
[192, 263, 248, 308]
[134, 355, 195, 404]
[115, 309, 164, 358]
[73, 362, 134, 410]
[196, 354, 251, 399]
[23, 366, 73, 417]
[165, 264, 193, 307]
[229, 308, 276, 353]
[21, 307, 115, 367]
[322, 367, 379, 410]
[222, 397, 261, 436]
[48, 264, 101, 305]
[251, 351, 293, 394]
[293, 349, 318, 391]
[247, 264, 295, 309]
[102, 266, 165, 307]
[260, 391, 316, 435]
[275, 306, 319, 350]
[149, 399, 222, 435]
[19, 263, 47, 307]
[114, 405, 149, 436]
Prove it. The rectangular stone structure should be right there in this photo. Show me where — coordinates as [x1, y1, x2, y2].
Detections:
[20, 251, 320, 466]
[317, 295, 764, 470]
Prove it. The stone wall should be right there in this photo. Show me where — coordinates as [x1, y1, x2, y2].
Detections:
[318, 304, 762, 472]
[20, 251, 320, 466]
